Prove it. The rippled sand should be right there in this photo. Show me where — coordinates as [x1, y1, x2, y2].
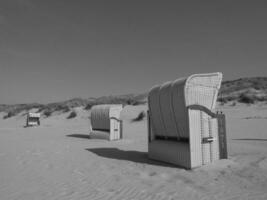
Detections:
[0, 105, 267, 200]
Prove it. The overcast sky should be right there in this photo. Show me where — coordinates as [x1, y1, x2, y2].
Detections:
[1, 0, 267, 104]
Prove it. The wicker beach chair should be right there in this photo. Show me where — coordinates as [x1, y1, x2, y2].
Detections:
[148, 72, 227, 169]
[90, 104, 123, 141]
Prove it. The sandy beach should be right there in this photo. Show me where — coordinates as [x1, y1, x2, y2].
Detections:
[0, 105, 266, 200]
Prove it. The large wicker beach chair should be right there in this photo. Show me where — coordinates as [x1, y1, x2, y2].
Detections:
[148, 72, 227, 169]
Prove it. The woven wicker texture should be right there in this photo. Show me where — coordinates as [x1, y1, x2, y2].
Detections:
[91, 104, 122, 131]
[148, 72, 223, 168]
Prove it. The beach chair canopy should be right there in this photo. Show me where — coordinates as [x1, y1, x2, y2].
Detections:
[28, 112, 41, 118]
[91, 104, 123, 131]
[148, 72, 222, 139]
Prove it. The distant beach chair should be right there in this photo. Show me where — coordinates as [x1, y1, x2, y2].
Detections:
[90, 104, 123, 141]
[147, 72, 227, 169]
[26, 112, 41, 127]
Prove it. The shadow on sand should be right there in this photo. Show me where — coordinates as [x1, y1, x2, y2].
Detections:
[232, 138, 267, 141]
[86, 148, 177, 168]
[66, 134, 90, 139]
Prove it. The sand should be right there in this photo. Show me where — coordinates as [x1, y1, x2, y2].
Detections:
[0, 105, 267, 200]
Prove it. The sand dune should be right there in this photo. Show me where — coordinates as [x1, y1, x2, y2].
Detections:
[0, 105, 267, 200]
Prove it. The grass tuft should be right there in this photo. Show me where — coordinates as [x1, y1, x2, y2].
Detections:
[67, 111, 77, 119]
[132, 111, 146, 122]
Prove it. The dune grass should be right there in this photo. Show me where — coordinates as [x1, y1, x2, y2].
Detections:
[67, 111, 77, 119]
[0, 93, 147, 118]
[1, 77, 267, 118]
[132, 111, 146, 122]
[218, 77, 267, 104]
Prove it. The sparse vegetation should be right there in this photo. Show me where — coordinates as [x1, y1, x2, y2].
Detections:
[1, 103, 41, 119]
[84, 102, 97, 110]
[230, 101, 237, 106]
[0, 94, 147, 118]
[218, 77, 267, 104]
[218, 97, 227, 105]
[84, 94, 147, 110]
[1, 77, 267, 119]
[67, 111, 77, 119]
[43, 110, 52, 117]
[132, 111, 146, 122]
[63, 106, 71, 113]
[54, 105, 70, 112]
[3, 111, 16, 119]
[238, 94, 255, 104]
